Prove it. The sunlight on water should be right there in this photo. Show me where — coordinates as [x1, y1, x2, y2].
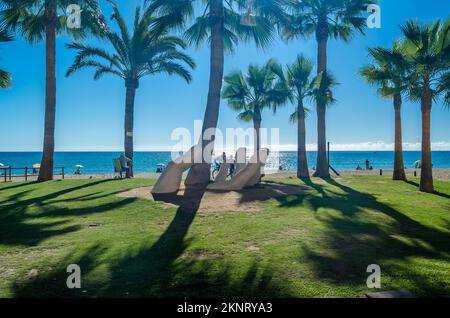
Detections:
[1, 151, 449, 175]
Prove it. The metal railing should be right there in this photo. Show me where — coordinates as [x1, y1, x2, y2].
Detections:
[0, 166, 65, 182]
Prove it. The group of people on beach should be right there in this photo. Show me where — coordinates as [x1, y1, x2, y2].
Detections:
[356, 159, 373, 171]
[213, 152, 236, 179]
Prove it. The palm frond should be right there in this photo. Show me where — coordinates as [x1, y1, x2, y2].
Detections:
[149, 61, 193, 83]
[223, 58, 290, 124]
[289, 109, 298, 123]
[65, 1, 194, 87]
[0, 0, 105, 42]
[311, 70, 339, 107]
[237, 109, 254, 122]
[436, 71, 450, 109]
[401, 19, 449, 101]
[0, 25, 14, 88]
[184, 15, 209, 48]
[281, 0, 376, 42]
[0, 68, 11, 88]
[361, 39, 412, 99]
[0, 29, 13, 42]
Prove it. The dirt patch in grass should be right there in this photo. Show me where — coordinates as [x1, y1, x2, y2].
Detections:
[116, 182, 310, 213]
[246, 245, 260, 252]
[183, 250, 224, 261]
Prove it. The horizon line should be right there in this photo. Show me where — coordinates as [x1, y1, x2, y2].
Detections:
[2, 150, 450, 153]
[2, 141, 450, 152]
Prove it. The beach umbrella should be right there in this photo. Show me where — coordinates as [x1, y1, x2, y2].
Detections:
[33, 164, 41, 169]
[75, 165, 84, 168]
[0, 163, 4, 167]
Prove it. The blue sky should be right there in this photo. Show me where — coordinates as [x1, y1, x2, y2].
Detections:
[0, 0, 449, 152]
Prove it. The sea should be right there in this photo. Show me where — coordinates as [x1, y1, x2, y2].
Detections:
[1, 151, 449, 175]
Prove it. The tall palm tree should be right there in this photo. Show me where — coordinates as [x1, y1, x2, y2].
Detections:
[283, 0, 374, 177]
[360, 41, 410, 181]
[310, 70, 338, 145]
[222, 59, 289, 160]
[400, 19, 450, 193]
[0, 0, 100, 181]
[286, 54, 314, 178]
[148, 0, 284, 185]
[66, 2, 195, 177]
[0, 28, 12, 88]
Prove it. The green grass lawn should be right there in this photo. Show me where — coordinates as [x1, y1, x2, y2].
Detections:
[0, 176, 449, 298]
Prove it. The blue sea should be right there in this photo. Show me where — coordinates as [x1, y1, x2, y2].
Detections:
[1, 151, 449, 175]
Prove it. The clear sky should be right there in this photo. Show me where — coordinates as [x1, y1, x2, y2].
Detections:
[0, 0, 449, 152]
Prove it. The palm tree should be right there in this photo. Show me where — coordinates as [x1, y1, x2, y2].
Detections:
[286, 54, 314, 178]
[360, 41, 410, 181]
[0, 0, 101, 181]
[0, 28, 12, 88]
[310, 71, 339, 151]
[222, 59, 289, 160]
[400, 19, 450, 193]
[148, 0, 284, 185]
[283, 0, 374, 177]
[66, 2, 195, 178]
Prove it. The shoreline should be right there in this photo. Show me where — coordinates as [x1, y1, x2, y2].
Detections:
[2, 168, 450, 182]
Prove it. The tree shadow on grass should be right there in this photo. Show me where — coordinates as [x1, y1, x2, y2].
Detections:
[12, 184, 289, 298]
[0, 181, 40, 191]
[323, 177, 449, 250]
[0, 180, 137, 246]
[274, 177, 450, 296]
[265, 178, 335, 213]
[237, 179, 313, 209]
[153, 185, 207, 213]
[8, 177, 450, 297]
[404, 180, 450, 200]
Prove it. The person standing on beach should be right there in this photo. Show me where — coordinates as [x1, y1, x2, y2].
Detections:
[366, 159, 370, 170]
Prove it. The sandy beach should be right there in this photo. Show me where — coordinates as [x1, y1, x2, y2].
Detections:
[266, 168, 450, 180]
[3, 168, 450, 182]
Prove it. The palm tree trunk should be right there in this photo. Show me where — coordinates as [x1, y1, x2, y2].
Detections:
[393, 93, 406, 181]
[313, 21, 329, 178]
[420, 83, 434, 193]
[185, 0, 224, 186]
[297, 101, 309, 178]
[253, 106, 262, 163]
[38, 6, 57, 182]
[124, 80, 138, 178]
[315, 105, 329, 177]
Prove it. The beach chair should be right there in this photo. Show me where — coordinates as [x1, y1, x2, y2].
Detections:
[113, 159, 124, 179]
[207, 148, 269, 191]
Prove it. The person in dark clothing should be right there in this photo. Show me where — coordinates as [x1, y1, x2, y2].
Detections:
[365, 159, 370, 170]
[229, 162, 235, 177]
[119, 153, 132, 178]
